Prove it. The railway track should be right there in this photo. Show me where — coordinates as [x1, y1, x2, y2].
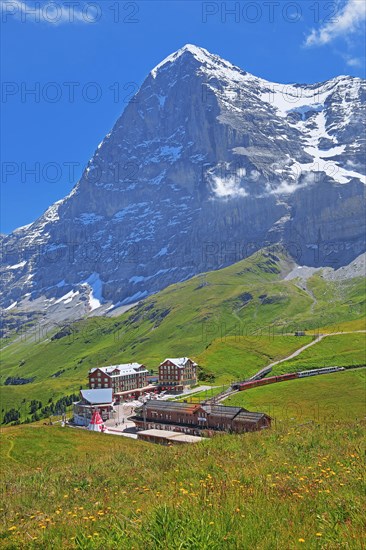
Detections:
[205, 330, 366, 404]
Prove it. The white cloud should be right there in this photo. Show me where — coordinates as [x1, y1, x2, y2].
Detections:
[266, 180, 298, 195]
[346, 159, 363, 170]
[344, 55, 364, 67]
[267, 172, 316, 196]
[0, 0, 100, 25]
[210, 174, 247, 198]
[305, 0, 366, 47]
[249, 170, 261, 182]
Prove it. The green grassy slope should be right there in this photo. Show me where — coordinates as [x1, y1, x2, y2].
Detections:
[225, 369, 366, 422]
[271, 333, 366, 375]
[0, 418, 364, 549]
[1, 248, 365, 421]
[196, 335, 313, 384]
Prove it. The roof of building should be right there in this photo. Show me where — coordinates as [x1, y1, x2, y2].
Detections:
[114, 384, 156, 396]
[202, 404, 244, 419]
[142, 400, 200, 414]
[80, 388, 113, 404]
[138, 429, 203, 443]
[74, 402, 114, 408]
[233, 411, 269, 423]
[89, 363, 148, 376]
[137, 400, 269, 422]
[171, 433, 203, 443]
[161, 357, 192, 368]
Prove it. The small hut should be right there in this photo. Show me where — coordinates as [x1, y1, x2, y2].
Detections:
[88, 409, 107, 433]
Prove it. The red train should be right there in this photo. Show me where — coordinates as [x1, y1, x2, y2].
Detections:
[235, 372, 298, 391]
[232, 366, 345, 391]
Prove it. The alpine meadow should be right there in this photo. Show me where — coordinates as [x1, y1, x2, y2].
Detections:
[1, 3, 365, 549]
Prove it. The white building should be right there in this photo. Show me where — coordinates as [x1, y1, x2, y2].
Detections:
[73, 388, 114, 426]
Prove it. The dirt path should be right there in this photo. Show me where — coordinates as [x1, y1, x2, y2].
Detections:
[217, 330, 366, 403]
[2, 436, 16, 462]
[267, 330, 366, 370]
[294, 281, 318, 314]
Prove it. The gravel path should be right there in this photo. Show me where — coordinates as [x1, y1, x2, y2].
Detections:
[218, 330, 366, 403]
[266, 330, 366, 370]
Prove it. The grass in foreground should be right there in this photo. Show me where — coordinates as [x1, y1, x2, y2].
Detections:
[0, 418, 365, 549]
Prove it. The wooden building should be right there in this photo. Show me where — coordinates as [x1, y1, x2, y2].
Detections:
[132, 400, 270, 435]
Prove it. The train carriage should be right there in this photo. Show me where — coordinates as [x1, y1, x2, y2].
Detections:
[235, 366, 345, 391]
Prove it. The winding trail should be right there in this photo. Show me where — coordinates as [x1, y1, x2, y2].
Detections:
[211, 330, 366, 404]
[3, 436, 16, 462]
[267, 330, 366, 371]
[294, 281, 318, 314]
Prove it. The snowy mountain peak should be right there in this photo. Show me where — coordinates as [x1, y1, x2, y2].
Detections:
[1, 45, 365, 323]
[179, 43, 210, 56]
[150, 43, 241, 79]
[150, 44, 204, 78]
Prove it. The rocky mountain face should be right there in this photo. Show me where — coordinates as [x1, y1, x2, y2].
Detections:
[1, 44, 365, 323]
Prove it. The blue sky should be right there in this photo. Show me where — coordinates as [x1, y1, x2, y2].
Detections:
[1, 0, 365, 233]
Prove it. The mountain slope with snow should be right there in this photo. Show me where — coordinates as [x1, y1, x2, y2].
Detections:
[1, 44, 365, 323]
